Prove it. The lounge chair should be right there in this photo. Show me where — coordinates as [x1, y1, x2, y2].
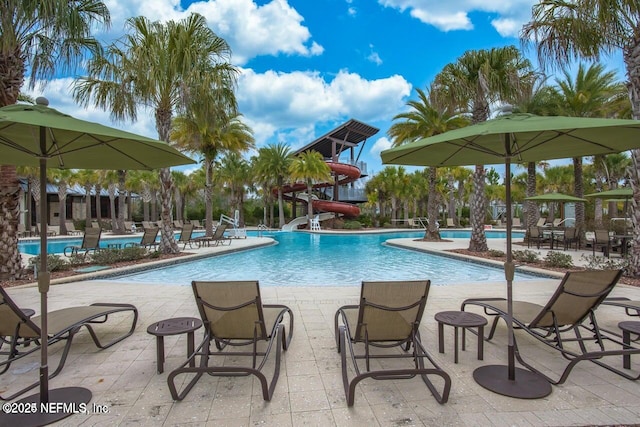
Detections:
[193, 224, 231, 247]
[190, 219, 204, 229]
[0, 286, 138, 400]
[601, 297, 640, 318]
[446, 218, 456, 228]
[177, 223, 196, 249]
[461, 269, 640, 384]
[124, 221, 136, 233]
[65, 221, 83, 236]
[512, 217, 522, 228]
[167, 280, 294, 401]
[554, 226, 580, 251]
[63, 227, 101, 258]
[334, 280, 451, 406]
[535, 217, 547, 227]
[124, 227, 159, 250]
[592, 229, 615, 258]
[173, 220, 184, 230]
[141, 221, 154, 230]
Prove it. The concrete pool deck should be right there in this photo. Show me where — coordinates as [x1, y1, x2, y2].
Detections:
[3, 232, 640, 426]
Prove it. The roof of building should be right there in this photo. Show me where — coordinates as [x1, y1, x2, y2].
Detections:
[295, 118, 379, 159]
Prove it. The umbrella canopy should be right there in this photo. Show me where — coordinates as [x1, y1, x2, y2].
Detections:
[0, 98, 194, 425]
[0, 102, 193, 169]
[381, 113, 640, 166]
[525, 192, 587, 202]
[585, 188, 633, 200]
[381, 112, 640, 399]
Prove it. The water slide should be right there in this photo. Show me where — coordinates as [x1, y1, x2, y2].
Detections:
[280, 162, 361, 229]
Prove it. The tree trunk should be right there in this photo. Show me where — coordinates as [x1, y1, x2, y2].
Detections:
[108, 184, 117, 230]
[0, 166, 24, 279]
[306, 182, 313, 228]
[448, 174, 456, 225]
[158, 167, 178, 253]
[630, 149, 640, 276]
[526, 162, 539, 229]
[85, 184, 92, 229]
[424, 167, 441, 241]
[95, 184, 102, 224]
[468, 165, 488, 252]
[116, 170, 126, 233]
[205, 161, 214, 237]
[58, 184, 68, 235]
[594, 155, 605, 228]
[573, 157, 584, 234]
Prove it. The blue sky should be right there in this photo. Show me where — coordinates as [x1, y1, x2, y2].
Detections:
[26, 0, 626, 179]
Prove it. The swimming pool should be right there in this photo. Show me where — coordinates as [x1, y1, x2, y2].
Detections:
[18, 229, 523, 255]
[108, 231, 536, 287]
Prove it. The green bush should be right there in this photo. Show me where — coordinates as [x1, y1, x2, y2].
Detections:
[512, 250, 540, 263]
[580, 254, 629, 272]
[488, 249, 505, 258]
[544, 251, 573, 268]
[29, 254, 70, 272]
[90, 246, 148, 264]
[343, 220, 362, 230]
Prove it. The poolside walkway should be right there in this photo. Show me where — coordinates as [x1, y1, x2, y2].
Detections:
[3, 233, 640, 426]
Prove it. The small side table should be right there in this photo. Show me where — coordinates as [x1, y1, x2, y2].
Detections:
[618, 321, 640, 369]
[147, 317, 203, 374]
[435, 311, 487, 363]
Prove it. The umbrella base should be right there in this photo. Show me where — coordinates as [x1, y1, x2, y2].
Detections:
[0, 387, 92, 427]
[473, 365, 551, 399]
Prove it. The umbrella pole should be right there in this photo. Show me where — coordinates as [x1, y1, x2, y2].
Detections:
[472, 136, 552, 399]
[0, 133, 92, 427]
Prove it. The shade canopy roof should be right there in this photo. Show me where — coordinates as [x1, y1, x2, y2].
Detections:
[0, 102, 195, 170]
[297, 118, 379, 159]
[524, 192, 587, 202]
[381, 113, 640, 167]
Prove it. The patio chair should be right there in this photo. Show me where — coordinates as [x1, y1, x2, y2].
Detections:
[554, 226, 580, 251]
[334, 280, 451, 406]
[65, 221, 83, 236]
[446, 218, 456, 228]
[512, 217, 522, 228]
[527, 226, 549, 249]
[601, 297, 640, 318]
[63, 227, 101, 258]
[194, 224, 231, 247]
[461, 269, 640, 385]
[536, 217, 547, 227]
[592, 229, 614, 258]
[0, 286, 138, 400]
[173, 220, 184, 230]
[167, 280, 294, 401]
[141, 221, 154, 230]
[124, 221, 136, 233]
[124, 227, 159, 250]
[177, 223, 196, 249]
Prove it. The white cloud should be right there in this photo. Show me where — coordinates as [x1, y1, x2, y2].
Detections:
[378, 0, 536, 36]
[370, 137, 393, 156]
[237, 68, 411, 146]
[98, 0, 322, 65]
[368, 45, 383, 65]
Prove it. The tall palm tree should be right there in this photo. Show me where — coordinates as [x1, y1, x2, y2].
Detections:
[387, 87, 468, 240]
[16, 165, 40, 231]
[73, 13, 238, 251]
[218, 152, 251, 226]
[0, 0, 110, 279]
[254, 143, 293, 229]
[171, 112, 254, 236]
[551, 63, 626, 233]
[72, 169, 98, 229]
[288, 151, 332, 228]
[49, 169, 74, 235]
[434, 46, 535, 251]
[523, 0, 640, 274]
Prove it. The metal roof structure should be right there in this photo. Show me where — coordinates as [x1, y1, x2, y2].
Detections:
[295, 118, 379, 159]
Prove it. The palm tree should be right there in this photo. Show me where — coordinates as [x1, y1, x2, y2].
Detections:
[522, 0, 640, 274]
[49, 169, 74, 235]
[218, 152, 251, 226]
[72, 169, 98, 229]
[288, 151, 332, 228]
[0, 0, 110, 279]
[16, 166, 40, 232]
[387, 87, 468, 240]
[73, 13, 238, 251]
[254, 143, 293, 229]
[551, 63, 626, 233]
[434, 46, 535, 251]
[171, 112, 254, 236]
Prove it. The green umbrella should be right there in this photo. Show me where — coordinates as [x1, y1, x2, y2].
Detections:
[0, 98, 195, 426]
[524, 192, 587, 202]
[381, 112, 640, 399]
[584, 188, 633, 200]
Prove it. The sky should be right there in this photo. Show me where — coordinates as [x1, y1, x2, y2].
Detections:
[25, 0, 627, 181]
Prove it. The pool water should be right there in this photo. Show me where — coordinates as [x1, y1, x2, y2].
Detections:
[109, 231, 536, 287]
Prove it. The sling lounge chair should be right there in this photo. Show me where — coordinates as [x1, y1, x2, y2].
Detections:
[63, 227, 101, 259]
[65, 221, 83, 236]
[141, 221, 154, 230]
[446, 218, 456, 228]
[461, 269, 640, 385]
[334, 280, 451, 406]
[167, 280, 294, 401]
[601, 297, 640, 317]
[124, 227, 159, 250]
[0, 286, 138, 400]
[190, 219, 204, 229]
[193, 224, 231, 247]
[177, 223, 195, 249]
[536, 217, 547, 227]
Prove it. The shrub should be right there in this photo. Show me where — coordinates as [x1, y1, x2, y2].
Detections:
[580, 254, 629, 272]
[90, 246, 148, 264]
[29, 254, 70, 272]
[488, 249, 505, 258]
[343, 220, 362, 230]
[512, 250, 540, 263]
[544, 251, 573, 268]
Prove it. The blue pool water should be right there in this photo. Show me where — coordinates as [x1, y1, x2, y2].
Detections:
[109, 230, 536, 287]
[18, 229, 522, 255]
